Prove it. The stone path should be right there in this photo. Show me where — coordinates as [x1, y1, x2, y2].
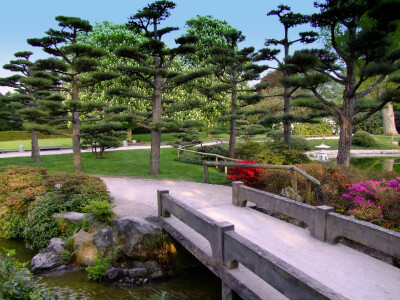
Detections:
[103, 177, 400, 300]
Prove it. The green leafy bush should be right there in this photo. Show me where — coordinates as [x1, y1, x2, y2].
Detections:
[0, 249, 56, 299]
[23, 194, 60, 250]
[235, 142, 266, 161]
[86, 254, 110, 281]
[290, 136, 311, 151]
[254, 151, 285, 165]
[292, 121, 335, 136]
[0, 211, 26, 239]
[48, 173, 112, 212]
[83, 200, 116, 224]
[196, 144, 229, 157]
[174, 152, 203, 165]
[352, 131, 377, 148]
[353, 112, 383, 134]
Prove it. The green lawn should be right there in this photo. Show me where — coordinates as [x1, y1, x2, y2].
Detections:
[0, 138, 72, 150]
[0, 148, 228, 184]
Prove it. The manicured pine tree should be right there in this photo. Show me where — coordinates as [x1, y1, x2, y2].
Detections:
[262, 5, 318, 146]
[0, 51, 58, 162]
[108, 1, 209, 174]
[27, 16, 118, 172]
[198, 29, 269, 158]
[282, 0, 400, 167]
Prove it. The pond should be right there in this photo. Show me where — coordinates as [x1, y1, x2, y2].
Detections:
[0, 238, 221, 300]
[350, 157, 400, 174]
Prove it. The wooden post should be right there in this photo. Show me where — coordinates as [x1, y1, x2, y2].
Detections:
[291, 168, 297, 191]
[177, 148, 180, 158]
[216, 156, 219, 171]
[203, 164, 209, 184]
[305, 180, 312, 204]
[224, 159, 228, 174]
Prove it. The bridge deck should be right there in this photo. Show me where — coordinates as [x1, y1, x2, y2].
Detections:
[103, 178, 400, 300]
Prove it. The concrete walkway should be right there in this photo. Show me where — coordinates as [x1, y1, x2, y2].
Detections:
[103, 177, 400, 300]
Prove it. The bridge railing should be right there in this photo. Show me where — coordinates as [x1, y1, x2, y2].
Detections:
[232, 182, 400, 259]
[157, 190, 342, 300]
[204, 161, 321, 203]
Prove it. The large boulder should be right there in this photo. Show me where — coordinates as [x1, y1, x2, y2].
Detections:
[115, 216, 160, 260]
[31, 238, 68, 273]
[73, 230, 98, 265]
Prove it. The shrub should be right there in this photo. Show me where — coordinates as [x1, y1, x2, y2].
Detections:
[82, 200, 116, 224]
[48, 173, 111, 212]
[23, 194, 60, 250]
[290, 136, 311, 151]
[235, 142, 267, 161]
[86, 254, 110, 281]
[174, 152, 203, 165]
[0, 211, 26, 239]
[255, 150, 285, 165]
[352, 131, 377, 148]
[292, 121, 335, 136]
[353, 112, 383, 134]
[0, 166, 49, 213]
[196, 144, 229, 157]
[226, 160, 264, 188]
[0, 249, 56, 299]
[345, 178, 400, 230]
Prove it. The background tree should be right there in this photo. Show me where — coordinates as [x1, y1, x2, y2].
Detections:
[198, 28, 269, 158]
[283, 0, 400, 166]
[0, 92, 22, 131]
[108, 0, 208, 174]
[262, 5, 318, 146]
[168, 119, 203, 148]
[27, 16, 118, 171]
[0, 51, 57, 162]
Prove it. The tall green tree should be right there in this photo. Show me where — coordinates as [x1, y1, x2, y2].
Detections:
[27, 16, 118, 171]
[198, 29, 269, 158]
[108, 1, 208, 174]
[0, 51, 57, 162]
[263, 5, 318, 146]
[283, 0, 400, 166]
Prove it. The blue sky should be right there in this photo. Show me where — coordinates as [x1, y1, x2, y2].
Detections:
[0, 0, 319, 93]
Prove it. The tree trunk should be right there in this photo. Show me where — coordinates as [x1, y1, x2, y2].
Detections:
[283, 87, 291, 146]
[149, 76, 162, 175]
[382, 102, 398, 135]
[228, 80, 237, 158]
[31, 131, 40, 163]
[72, 111, 82, 172]
[337, 118, 353, 167]
[127, 125, 132, 141]
[72, 74, 82, 172]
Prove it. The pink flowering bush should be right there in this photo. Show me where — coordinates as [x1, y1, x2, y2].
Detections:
[344, 178, 400, 230]
[226, 160, 265, 188]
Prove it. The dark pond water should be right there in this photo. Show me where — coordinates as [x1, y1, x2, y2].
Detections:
[350, 157, 400, 174]
[0, 238, 221, 300]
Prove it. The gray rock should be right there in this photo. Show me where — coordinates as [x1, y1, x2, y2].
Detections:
[280, 187, 303, 202]
[31, 238, 68, 273]
[53, 212, 85, 222]
[93, 228, 113, 250]
[149, 270, 164, 280]
[128, 268, 147, 278]
[106, 267, 124, 281]
[115, 217, 158, 259]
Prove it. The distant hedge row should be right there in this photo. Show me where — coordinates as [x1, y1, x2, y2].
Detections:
[0, 131, 71, 142]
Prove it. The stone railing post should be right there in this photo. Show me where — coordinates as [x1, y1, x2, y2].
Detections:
[157, 190, 170, 218]
[232, 181, 245, 207]
[212, 221, 235, 264]
[311, 205, 335, 241]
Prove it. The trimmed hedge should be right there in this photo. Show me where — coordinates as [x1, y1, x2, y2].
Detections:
[352, 131, 377, 148]
[0, 130, 71, 142]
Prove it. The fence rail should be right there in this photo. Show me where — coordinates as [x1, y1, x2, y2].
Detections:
[204, 161, 321, 203]
[232, 182, 400, 259]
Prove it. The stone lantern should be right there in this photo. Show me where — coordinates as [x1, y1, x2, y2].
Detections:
[315, 143, 330, 162]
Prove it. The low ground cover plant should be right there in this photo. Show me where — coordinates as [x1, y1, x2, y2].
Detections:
[0, 166, 113, 250]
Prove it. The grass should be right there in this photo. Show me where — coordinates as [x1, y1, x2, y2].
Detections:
[0, 148, 228, 184]
[0, 138, 72, 150]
